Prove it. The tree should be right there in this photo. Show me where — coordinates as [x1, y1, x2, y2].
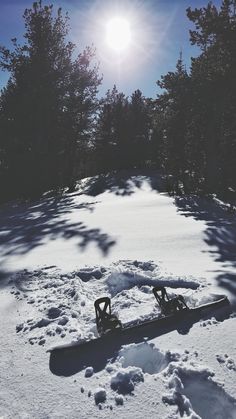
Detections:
[0, 1, 101, 199]
[154, 54, 191, 192]
[128, 89, 151, 168]
[95, 86, 129, 172]
[95, 87, 151, 173]
[63, 46, 101, 190]
[187, 0, 236, 193]
[153, 1, 236, 196]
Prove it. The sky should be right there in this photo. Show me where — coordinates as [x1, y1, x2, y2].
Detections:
[0, 0, 221, 98]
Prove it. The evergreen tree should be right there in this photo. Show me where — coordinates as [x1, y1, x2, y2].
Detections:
[95, 86, 129, 171]
[187, 0, 236, 193]
[0, 1, 101, 199]
[153, 1, 236, 196]
[154, 54, 191, 192]
[96, 94, 115, 172]
[96, 87, 151, 172]
[128, 89, 150, 168]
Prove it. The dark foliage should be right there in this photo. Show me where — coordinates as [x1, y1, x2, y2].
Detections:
[0, 0, 235, 203]
[95, 86, 151, 172]
[152, 0, 236, 198]
[0, 1, 101, 200]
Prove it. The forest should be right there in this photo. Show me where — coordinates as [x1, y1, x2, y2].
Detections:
[0, 0, 236, 202]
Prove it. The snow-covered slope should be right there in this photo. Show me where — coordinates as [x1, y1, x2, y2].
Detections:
[0, 173, 236, 418]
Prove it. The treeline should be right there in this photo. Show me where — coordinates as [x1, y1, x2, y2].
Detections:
[0, 0, 236, 202]
[96, 86, 151, 173]
[152, 0, 236, 197]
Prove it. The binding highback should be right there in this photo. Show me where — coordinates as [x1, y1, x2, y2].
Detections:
[94, 297, 111, 322]
[153, 286, 169, 304]
[153, 286, 188, 315]
[94, 296, 122, 335]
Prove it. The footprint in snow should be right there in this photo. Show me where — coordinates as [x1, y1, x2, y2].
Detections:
[164, 369, 236, 419]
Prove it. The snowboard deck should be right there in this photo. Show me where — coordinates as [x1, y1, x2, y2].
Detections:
[48, 295, 229, 354]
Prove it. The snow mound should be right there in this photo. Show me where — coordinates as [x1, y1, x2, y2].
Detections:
[85, 367, 94, 377]
[216, 354, 236, 371]
[106, 268, 199, 297]
[94, 388, 106, 404]
[118, 342, 169, 374]
[200, 317, 218, 327]
[110, 367, 144, 394]
[115, 394, 124, 405]
[76, 267, 105, 282]
[163, 362, 236, 418]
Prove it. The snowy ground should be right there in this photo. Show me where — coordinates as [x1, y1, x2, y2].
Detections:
[0, 173, 236, 418]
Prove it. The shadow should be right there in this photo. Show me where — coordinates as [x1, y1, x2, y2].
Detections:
[0, 170, 169, 269]
[0, 170, 167, 273]
[79, 170, 167, 197]
[0, 194, 115, 264]
[49, 303, 230, 377]
[0, 269, 10, 286]
[175, 195, 236, 301]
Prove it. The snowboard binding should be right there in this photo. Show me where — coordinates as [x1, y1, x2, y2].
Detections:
[153, 286, 189, 316]
[95, 287, 189, 334]
[94, 297, 122, 335]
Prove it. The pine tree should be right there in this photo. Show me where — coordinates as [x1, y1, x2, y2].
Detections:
[96, 95, 114, 172]
[153, 1, 236, 196]
[187, 0, 236, 194]
[95, 86, 129, 172]
[0, 1, 101, 199]
[128, 89, 150, 168]
[154, 53, 191, 192]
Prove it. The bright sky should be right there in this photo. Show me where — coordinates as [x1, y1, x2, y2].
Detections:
[0, 0, 221, 98]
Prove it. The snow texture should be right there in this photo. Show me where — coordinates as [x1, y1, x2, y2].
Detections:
[163, 362, 236, 419]
[110, 367, 144, 394]
[11, 261, 204, 346]
[0, 173, 236, 418]
[94, 387, 107, 404]
[85, 367, 94, 377]
[118, 342, 169, 374]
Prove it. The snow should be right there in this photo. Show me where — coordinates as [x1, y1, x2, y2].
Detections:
[118, 342, 169, 374]
[94, 388, 107, 404]
[85, 366, 94, 377]
[110, 367, 144, 394]
[115, 394, 124, 405]
[0, 175, 224, 282]
[0, 173, 236, 418]
[10, 261, 212, 347]
[162, 361, 236, 419]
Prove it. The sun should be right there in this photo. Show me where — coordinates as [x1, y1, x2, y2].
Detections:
[106, 17, 131, 52]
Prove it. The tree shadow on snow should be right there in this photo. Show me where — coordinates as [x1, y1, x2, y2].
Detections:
[175, 195, 236, 304]
[0, 194, 116, 270]
[79, 170, 167, 197]
[49, 304, 230, 377]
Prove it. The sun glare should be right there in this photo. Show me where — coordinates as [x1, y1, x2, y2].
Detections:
[76, 1, 168, 80]
[106, 17, 131, 52]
